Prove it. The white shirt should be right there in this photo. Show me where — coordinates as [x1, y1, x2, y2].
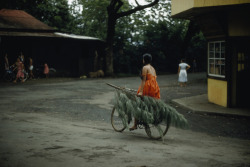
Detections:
[179, 63, 189, 70]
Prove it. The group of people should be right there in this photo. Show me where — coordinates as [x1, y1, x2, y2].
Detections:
[3, 52, 50, 83]
[4, 52, 31, 83]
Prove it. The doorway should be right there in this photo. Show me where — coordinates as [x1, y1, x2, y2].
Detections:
[236, 45, 250, 108]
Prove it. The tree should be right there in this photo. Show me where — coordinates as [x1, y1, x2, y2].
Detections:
[75, 0, 110, 39]
[105, 0, 160, 76]
[46, 0, 74, 32]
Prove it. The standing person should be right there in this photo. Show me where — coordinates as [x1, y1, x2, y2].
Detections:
[129, 53, 160, 131]
[19, 52, 26, 71]
[4, 53, 9, 71]
[13, 57, 25, 83]
[28, 57, 34, 79]
[44, 63, 49, 78]
[178, 59, 191, 87]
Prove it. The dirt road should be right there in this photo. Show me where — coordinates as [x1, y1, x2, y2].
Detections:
[0, 73, 249, 167]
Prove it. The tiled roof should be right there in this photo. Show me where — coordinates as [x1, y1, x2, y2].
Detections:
[0, 9, 54, 31]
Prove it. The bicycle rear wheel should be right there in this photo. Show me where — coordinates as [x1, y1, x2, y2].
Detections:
[23, 71, 28, 81]
[111, 107, 126, 132]
[145, 120, 170, 140]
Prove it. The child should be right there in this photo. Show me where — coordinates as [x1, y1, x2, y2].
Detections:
[13, 58, 25, 83]
[28, 57, 34, 79]
[44, 63, 49, 78]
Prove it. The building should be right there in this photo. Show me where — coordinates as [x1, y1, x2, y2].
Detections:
[171, 0, 250, 108]
[0, 9, 105, 77]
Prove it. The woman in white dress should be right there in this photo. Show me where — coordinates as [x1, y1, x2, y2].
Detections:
[178, 59, 191, 87]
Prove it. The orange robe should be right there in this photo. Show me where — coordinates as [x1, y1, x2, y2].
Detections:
[137, 73, 160, 99]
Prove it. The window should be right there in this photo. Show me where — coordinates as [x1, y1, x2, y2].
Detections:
[208, 41, 225, 78]
[238, 52, 245, 72]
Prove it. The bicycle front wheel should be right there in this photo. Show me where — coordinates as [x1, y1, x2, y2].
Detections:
[111, 107, 126, 132]
[3, 73, 12, 82]
[145, 121, 170, 140]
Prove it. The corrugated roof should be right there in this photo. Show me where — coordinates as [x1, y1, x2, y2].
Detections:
[54, 32, 102, 41]
[0, 31, 104, 41]
[0, 9, 54, 31]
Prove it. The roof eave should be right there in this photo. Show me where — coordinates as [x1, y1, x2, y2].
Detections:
[171, 3, 250, 19]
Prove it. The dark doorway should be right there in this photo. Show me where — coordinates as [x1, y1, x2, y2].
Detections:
[236, 41, 250, 108]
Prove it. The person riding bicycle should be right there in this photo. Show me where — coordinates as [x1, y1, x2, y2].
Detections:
[129, 53, 160, 131]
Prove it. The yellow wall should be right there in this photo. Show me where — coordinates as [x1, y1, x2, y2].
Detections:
[194, 0, 250, 7]
[208, 78, 227, 107]
[172, 0, 250, 16]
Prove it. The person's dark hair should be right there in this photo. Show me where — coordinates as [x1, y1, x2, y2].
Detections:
[139, 53, 152, 80]
[143, 53, 152, 65]
[181, 58, 186, 63]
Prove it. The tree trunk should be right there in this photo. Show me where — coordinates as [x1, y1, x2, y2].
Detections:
[105, 15, 116, 76]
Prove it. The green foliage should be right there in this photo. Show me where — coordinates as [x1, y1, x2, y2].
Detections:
[140, 19, 187, 72]
[112, 1, 200, 74]
[114, 90, 189, 129]
[76, 0, 132, 40]
[185, 31, 207, 72]
[75, 0, 109, 39]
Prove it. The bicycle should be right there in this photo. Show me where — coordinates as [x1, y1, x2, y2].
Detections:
[3, 65, 16, 82]
[107, 83, 170, 140]
[3, 65, 28, 82]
